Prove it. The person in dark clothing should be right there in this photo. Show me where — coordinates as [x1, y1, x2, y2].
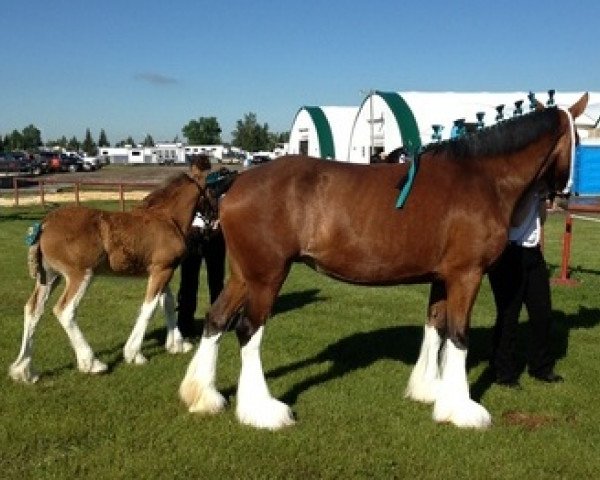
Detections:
[488, 183, 563, 388]
[176, 154, 226, 337]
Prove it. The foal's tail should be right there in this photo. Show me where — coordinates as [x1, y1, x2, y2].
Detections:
[25, 221, 43, 280]
[27, 243, 42, 280]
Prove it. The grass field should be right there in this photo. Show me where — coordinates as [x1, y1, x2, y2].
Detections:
[1, 200, 600, 479]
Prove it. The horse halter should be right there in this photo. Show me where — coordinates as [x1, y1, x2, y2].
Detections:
[559, 106, 577, 194]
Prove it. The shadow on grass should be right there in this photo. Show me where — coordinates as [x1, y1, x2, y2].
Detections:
[265, 305, 600, 407]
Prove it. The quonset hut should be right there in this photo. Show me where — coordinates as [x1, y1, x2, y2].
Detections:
[346, 90, 600, 164]
[287, 106, 358, 160]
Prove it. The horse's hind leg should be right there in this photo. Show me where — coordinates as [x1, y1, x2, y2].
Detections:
[161, 285, 193, 354]
[9, 270, 59, 383]
[53, 269, 107, 375]
[405, 280, 446, 403]
[180, 272, 247, 415]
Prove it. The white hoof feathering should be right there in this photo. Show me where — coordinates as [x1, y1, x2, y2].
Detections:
[180, 377, 228, 414]
[236, 397, 295, 430]
[167, 338, 194, 354]
[433, 397, 491, 429]
[179, 331, 226, 414]
[432, 338, 492, 429]
[236, 326, 295, 430]
[8, 360, 39, 384]
[405, 324, 442, 404]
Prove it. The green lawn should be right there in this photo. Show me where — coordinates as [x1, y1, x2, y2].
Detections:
[1, 204, 600, 479]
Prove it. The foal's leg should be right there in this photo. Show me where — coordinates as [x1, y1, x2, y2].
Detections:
[161, 285, 193, 354]
[9, 269, 59, 383]
[123, 269, 172, 364]
[180, 273, 247, 415]
[432, 271, 491, 429]
[53, 269, 108, 375]
[405, 281, 446, 403]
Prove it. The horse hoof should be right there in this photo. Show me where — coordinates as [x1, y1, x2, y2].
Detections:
[433, 398, 492, 429]
[236, 398, 296, 430]
[8, 362, 39, 384]
[125, 352, 148, 365]
[180, 379, 227, 415]
[166, 340, 194, 354]
[89, 359, 108, 374]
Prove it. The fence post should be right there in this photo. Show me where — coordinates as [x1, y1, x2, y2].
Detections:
[119, 184, 125, 212]
[75, 182, 80, 206]
[552, 212, 578, 286]
[13, 177, 19, 207]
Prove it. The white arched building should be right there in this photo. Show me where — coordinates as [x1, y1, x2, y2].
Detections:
[345, 90, 600, 164]
[287, 106, 358, 160]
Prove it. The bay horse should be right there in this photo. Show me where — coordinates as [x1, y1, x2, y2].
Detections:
[180, 94, 588, 430]
[9, 170, 214, 383]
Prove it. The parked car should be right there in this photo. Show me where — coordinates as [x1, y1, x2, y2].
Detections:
[60, 154, 84, 172]
[82, 156, 101, 171]
[0, 152, 44, 175]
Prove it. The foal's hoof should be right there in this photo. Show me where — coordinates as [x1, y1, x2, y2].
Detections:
[78, 357, 108, 374]
[8, 361, 39, 384]
[166, 339, 194, 354]
[125, 352, 148, 365]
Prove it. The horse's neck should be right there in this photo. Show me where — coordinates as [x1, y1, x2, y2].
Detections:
[167, 183, 200, 236]
[486, 137, 555, 223]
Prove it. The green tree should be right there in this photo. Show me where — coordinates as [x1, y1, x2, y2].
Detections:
[231, 112, 274, 152]
[67, 136, 80, 152]
[98, 129, 110, 147]
[82, 128, 97, 156]
[21, 124, 42, 151]
[8, 130, 24, 150]
[142, 134, 155, 147]
[182, 116, 222, 145]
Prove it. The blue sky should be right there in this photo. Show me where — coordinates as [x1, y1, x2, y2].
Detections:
[1, 0, 598, 144]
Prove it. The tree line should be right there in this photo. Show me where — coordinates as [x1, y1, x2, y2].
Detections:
[0, 113, 289, 157]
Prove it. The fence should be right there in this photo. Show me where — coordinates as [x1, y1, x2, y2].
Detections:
[9, 177, 161, 211]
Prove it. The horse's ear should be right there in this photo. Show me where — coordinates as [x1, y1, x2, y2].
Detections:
[569, 92, 589, 119]
[535, 100, 545, 112]
[189, 165, 209, 186]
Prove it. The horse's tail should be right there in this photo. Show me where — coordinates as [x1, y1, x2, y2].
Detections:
[25, 221, 43, 280]
[27, 243, 42, 280]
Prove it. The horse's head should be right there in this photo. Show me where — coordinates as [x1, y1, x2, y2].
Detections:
[545, 92, 588, 196]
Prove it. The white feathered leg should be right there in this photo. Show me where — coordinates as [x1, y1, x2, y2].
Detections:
[54, 270, 107, 375]
[432, 339, 491, 428]
[179, 330, 227, 414]
[123, 294, 160, 365]
[236, 326, 295, 429]
[405, 324, 442, 403]
[161, 286, 193, 354]
[9, 272, 58, 383]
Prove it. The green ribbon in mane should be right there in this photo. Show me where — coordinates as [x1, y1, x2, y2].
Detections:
[395, 152, 420, 208]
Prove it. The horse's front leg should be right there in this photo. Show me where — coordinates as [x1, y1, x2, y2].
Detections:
[235, 318, 295, 430]
[123, 269, 172, 365]
[405, 280, 446, 404]
[432, 270, 492, 429]
[161, 285, 193, 354]
[179, 274, 247, 415]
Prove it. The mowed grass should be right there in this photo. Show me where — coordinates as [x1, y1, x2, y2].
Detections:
[1, 203, 600, 479]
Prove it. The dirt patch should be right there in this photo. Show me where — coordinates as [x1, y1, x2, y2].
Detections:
[502, 410, 558, 430]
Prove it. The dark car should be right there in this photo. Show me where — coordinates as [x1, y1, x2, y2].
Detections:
[60, 153, 84, 172]
[0, 152, 43, 175]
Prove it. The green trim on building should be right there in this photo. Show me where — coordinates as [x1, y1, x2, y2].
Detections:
[305, 106, 336, 159]
[376, 91, 422, 152]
